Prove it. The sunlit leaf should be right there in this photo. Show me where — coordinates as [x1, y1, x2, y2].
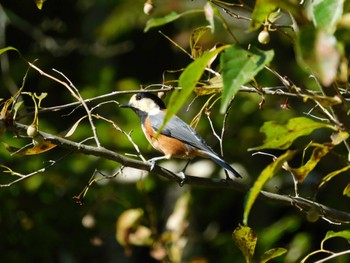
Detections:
[243, 150, 296, 226]
[343, 183, 350, 197]
[249, 0, 278, 31]
[295, 27, 340, 86]
[232, 225, 257, 263]
[250, 117, 335, 151]
[290, 143, 332, 182]
[24, 140, 57, 155]
[311, 0, 344, 33]
[260, 247, 287, 263]
[220, 45, 274, 113]
[34, 0, 46, 10]
[0, 46, 20, 56]
[144, 10, 202, 32]
[318, 164, 350, 189]
[162, 45, 228, 130]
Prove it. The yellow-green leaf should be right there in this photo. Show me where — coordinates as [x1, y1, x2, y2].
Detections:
[260, 248, 287, 263]
[34, 0, 46, 10]
[291, 143, 332, 182]
[190, 26, 211, 58]
[232, 225, 257, 263]
[243, 150, 296, 226]
[250, 0, 278, 31]
[250, 117, 335, 151]
[321, 230, 350, 249]
[343, 183, 350, 197]
[318, 164, 350, 189]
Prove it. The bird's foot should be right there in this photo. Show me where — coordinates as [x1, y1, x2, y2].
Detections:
[176, 171, 186, 187]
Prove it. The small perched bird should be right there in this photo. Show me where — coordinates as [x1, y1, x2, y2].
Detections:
[121, 92, 241, 179]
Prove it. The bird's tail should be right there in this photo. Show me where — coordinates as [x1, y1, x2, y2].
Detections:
[204, 151, 241, 178]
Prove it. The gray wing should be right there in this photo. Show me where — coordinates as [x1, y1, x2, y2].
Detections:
[149, 112, 215, 154]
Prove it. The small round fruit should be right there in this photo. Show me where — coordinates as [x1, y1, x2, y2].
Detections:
[27, 124, 38, 137]
[258, 29, 270, 44]
[144, 1, 155, 15]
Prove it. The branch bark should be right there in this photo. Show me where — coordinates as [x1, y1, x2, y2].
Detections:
[6, 121, 350, 225]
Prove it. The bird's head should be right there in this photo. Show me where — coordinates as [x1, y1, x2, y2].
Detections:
[121, 92, 166, 115]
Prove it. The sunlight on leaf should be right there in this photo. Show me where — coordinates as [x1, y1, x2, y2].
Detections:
[194, 76, 223, 96]
[260, 248, 287, 263]
[232, 225, 257, 263]
[24, 140, 57, 155]
[243, 150, 296, 226]
[65, 116, 88, 137]
[0, 46, 20, 56]
[249, 117, 335, 151]
[220, 45, 274, 113]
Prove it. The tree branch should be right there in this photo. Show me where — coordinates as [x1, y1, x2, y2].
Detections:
[5, 121, 350, 225]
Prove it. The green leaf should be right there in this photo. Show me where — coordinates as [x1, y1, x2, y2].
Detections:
[162, 45, 229, 129]
[250, 0, 278, 31]
[232, 225, 257, 263]
[34, 0, 46, 10]
[295, 27, 340, 86]
[311, 0, 344, 33]
[144, 10, 202, 32]
[0, 46, 20, 56]
[291, 143, 332, 182]
[321, 230, 350, 249]
[243, 150, 296, 226]
[260, 248, 287, 263]
[250, 117, 335, 151]
[220, 45, 274, 113]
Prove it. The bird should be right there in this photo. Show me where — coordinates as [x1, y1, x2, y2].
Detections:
[121, 92, 241, 179]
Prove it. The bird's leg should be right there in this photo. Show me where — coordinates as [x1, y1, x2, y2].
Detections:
[148, 155, 169, 171]
[176, 159, 191, 187]
[224, 170, 232, 182]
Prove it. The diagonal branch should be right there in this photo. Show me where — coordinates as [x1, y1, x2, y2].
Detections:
[5, 121, 350, 225]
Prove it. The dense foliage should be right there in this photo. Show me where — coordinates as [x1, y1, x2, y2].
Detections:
[1, 0, 350, 262]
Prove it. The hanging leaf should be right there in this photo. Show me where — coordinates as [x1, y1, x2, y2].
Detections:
[243, 150, 296, 226]
[34, 0, 46, 10]
[204, 2, 216, 33]
[194, 75, 223, 96]
[220, 45, 274, 113]
[250, 117, 335, 151]
[260, 248, 287, 263]
[0, 46, 20, 56]
[295, 27, 340, 86]
[232, 225, 257, 263]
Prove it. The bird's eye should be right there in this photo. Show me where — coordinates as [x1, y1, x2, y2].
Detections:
[135, 94, 142, 100]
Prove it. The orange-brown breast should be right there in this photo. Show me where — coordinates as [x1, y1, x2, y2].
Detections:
[143, 116, 200, 159]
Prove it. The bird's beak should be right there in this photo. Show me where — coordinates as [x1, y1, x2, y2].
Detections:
[120, 102, 132, 108]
